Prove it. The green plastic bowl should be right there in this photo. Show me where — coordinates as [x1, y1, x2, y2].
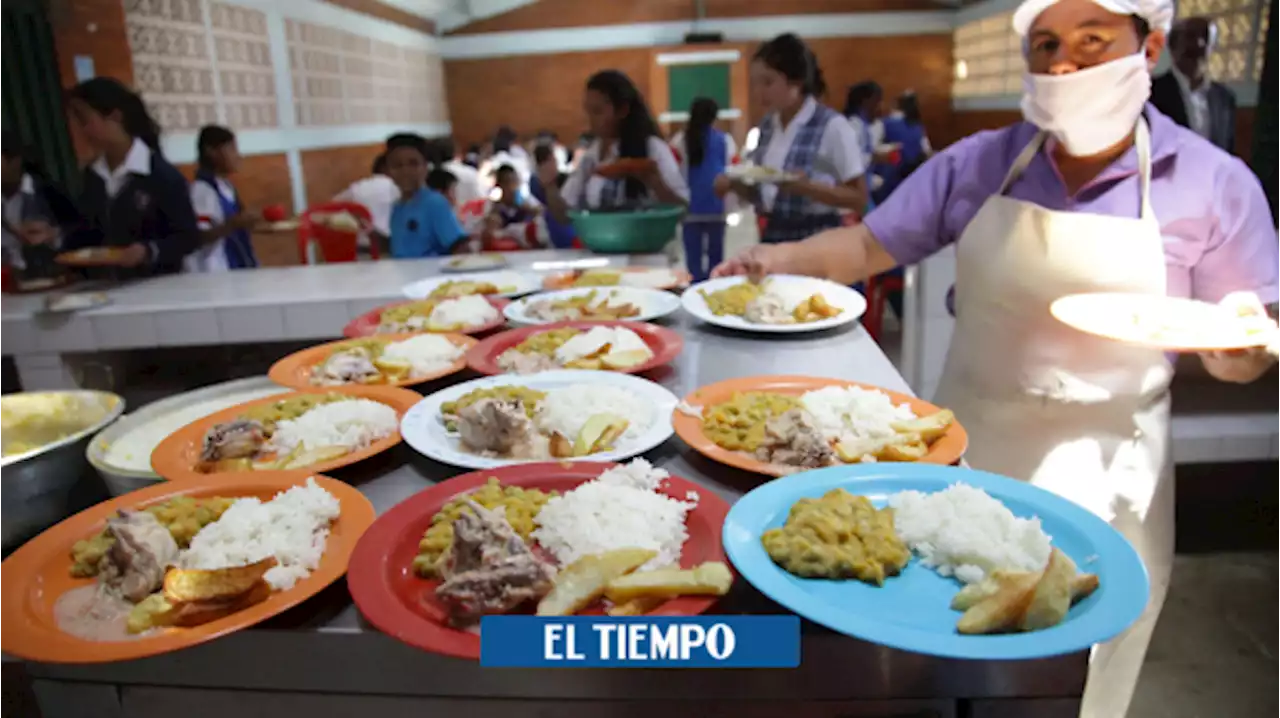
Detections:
[568, 204, 685, 254]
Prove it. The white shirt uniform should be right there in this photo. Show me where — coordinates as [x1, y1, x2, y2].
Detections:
[91, 138, 151, 198]
[336, 174, 399, 235]
[561, 136, 690, 209]
[2, 174, 36, 270]
[442, 160, 485, 206]
[186, 175, 238, 273]
[758, 97, 865, 212]
[1171, 67, 1212, 139]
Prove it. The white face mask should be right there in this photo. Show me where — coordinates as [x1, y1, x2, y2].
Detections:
[1020, 53, 1152, 156]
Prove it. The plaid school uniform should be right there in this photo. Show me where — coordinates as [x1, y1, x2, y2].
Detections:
[752, 104, 844, 244]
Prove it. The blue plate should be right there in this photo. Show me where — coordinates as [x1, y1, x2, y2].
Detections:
[723, 464, 1149, 660]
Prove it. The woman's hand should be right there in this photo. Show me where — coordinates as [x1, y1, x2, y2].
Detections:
[116, 243, 149, 268]
[18, 220, 57, 246]
[711, 243, 797, 282]
[1199, 291, 1279, 384]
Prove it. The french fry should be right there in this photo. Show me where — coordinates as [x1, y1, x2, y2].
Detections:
[537, 549, 655, 616]
[1022, 548, 1076, 631]
[603, 562, 734, 603]
[890, 409, 955, 444]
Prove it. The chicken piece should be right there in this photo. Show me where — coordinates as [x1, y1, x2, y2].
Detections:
[98, 511, 179, 602]
[313, 348, 379, 386]
[434, 501, 555, 624]
[756, 408, 837, 468]
[743, 294, 795, 325]
[455, 398, 537, 455]
[199, 419, 266, 463]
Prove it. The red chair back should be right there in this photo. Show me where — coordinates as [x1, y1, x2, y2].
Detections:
[299, 202, 376, 264]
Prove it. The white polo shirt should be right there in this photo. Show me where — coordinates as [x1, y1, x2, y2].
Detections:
[757, 96, 865, 212]
[561, 136, 690, 209]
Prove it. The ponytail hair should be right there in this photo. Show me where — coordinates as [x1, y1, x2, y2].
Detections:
[69, 77, 162, 153]
[753, 33, 826, 98]
[196, 125, 236, 172]
[685, 97, 719, 168]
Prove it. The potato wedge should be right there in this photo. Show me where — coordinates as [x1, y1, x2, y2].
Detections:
[950, 569, 1032, 611]
[166, 580, 272, 628]
[373, 357, 414, 380]
[564, 358, 603, 370]
[549, 433, 574, 458]
[956, 571, 1039, 635]
[1021, 548, 1077, 631]
[834, 436, 894, 463]
[574, 413, 629, 457]
[877, 437, 929, 462]
[603, 562, 734, 603]
[163, 558, 276, 604]
[1071, 572, 1100, 602]
[890, 409, 955, 444]
[282, 444, 349, 469]
[537, 548, 655, 616]
[606, 595, 667, 617]
[600, 349, 651, 370]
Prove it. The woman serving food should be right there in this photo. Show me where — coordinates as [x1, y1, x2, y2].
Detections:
[713, 1, 1278, 714]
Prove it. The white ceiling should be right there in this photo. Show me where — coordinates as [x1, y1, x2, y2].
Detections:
[376, 0, 541, 31]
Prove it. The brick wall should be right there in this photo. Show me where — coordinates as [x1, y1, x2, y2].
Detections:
[50, 0, 134, 162]
[300, 143, 385, 207]
[449, 0, 943, 34]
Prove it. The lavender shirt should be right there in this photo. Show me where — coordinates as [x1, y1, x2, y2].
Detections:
[865, 105, 1279, 308]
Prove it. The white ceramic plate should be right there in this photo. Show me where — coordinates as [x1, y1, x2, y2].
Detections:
[504, 286, 683, 326]
[400, 370, 678, 470]
[1050, 292, 1273, 352]
[682, 275, 867, 333]
[440, 253, 509, 274]
[400, 270, 541, 300]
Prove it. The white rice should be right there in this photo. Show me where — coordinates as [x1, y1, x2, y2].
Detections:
[534, 384, 652, 440]
[428, 295, 498, 327]
[182, 477, 341, 590]
[269, 398, 398, 454]
[103, 386, 287, 472]
[382, 334, 465, 375]
[799, 386, 917, 443]
[887, 483, 1052, 584]
[553, 326, 652, 363]
[532, 459, 697, 569]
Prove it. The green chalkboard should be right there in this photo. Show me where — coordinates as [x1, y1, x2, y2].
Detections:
[668, 64, 731, 115]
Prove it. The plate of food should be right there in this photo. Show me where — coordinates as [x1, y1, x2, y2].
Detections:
[343, 296, 508, 338]
[269, 333, 476, 390]
[541, 267, 690, 291]
[348, 459, 731, 659]
[684, 275, 866, 333]
[673, 376, 966, 476]
[1050, 292, 1275, 352]
[9, 275, 71, 294]
[441, 253, 508, 273]
[399, 370, 678, 470]
[467, 321, 682, 376]
[593, 158, 657, 180]
[0, 473, 374, 663]
[151, 386, 420, 481]
[401, 271, 541, 300]
[55, 247, 130, 267]
[723, 164, 801, 186]
[504, 287, 682, 325]
[722, 463, 1149, 660]
[42, 291, 111, 314]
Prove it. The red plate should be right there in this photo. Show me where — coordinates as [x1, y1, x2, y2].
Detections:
[347, 462, 730, 660]
[343, 296, 510, 338]
[465, 320, 683, 376]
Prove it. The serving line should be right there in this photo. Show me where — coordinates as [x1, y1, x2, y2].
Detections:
[19, 310, 1087, 718]
[1, 252, 661, 391]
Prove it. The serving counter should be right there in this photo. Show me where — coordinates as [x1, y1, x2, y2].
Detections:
[6, 253, 1086, 718]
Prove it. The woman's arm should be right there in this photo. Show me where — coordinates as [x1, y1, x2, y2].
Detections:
[641, 138, 689, 206]
[779, 174, 867, 212]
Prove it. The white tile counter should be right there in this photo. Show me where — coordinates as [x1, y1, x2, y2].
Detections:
[1, 252, 653, 390]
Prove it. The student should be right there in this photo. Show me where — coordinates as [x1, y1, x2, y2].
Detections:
[881, 91, 933, 189]
[63, 77, 199, 276]
[671, 97, 736, 281]
[487, 164, 540, 228]
[186, 125, 258, 272]
[379, 133, 469, 258]
[2, 131, 78, 277]
[538, 70, 689, 222]
[716, 34, 866, 243]
[426, 167, 459, 207]
[433, 137, 484, 206]
[844, 80, 892, 207]
[335, 153, 399, 238]
[530, 145, 576, 249]
[481, 126, 532, 195]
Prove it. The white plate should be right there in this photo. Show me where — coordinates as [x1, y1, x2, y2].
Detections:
[1050, 292, 1273, 352]
[723, 164, 801, 186]
[400, 370, 678, 470]
[682, 275, 866, 333]
[440, 254, 508, 274]
[401, 270, 541, 300]
[504, 287, 682, 326]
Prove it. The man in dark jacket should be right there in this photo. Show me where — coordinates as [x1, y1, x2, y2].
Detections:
[1151, 16, 1238, 154]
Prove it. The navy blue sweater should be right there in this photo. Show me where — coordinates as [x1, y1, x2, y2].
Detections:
[64, 151, 200, 276]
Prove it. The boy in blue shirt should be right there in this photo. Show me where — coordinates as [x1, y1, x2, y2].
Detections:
[379, 134, 469, 258]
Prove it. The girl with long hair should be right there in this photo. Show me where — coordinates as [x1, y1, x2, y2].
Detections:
[187, 125, 259, 271]
[672, 97, 736, 280]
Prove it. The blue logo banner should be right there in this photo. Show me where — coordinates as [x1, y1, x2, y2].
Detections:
[479, 615, 800, 668]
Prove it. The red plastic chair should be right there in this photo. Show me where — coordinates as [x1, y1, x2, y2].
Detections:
[299, 201, 376, 264]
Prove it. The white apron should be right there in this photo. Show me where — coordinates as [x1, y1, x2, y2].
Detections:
[933, 120, 1174, 718]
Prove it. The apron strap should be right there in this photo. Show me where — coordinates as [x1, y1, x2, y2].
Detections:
[999, 118, 1154, 219]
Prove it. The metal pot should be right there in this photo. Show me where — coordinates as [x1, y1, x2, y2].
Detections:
[1, 391, 125, 551]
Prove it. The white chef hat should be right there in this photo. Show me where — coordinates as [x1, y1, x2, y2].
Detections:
[1012, 0, 1175, 36]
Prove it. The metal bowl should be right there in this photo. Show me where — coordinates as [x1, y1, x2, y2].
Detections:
[87, 376, 287, 497]
[1, 391, 125, 550]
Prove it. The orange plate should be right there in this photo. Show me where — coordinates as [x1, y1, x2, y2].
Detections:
[151, 385, 422, 482]
[672, 376, 969, 476]
[594, 158, 656, 179]
[55, 247, 128, 267]
[541, 267, 692, 291]
[0, 473, 375, 664]
[268, 333, 477, 390]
